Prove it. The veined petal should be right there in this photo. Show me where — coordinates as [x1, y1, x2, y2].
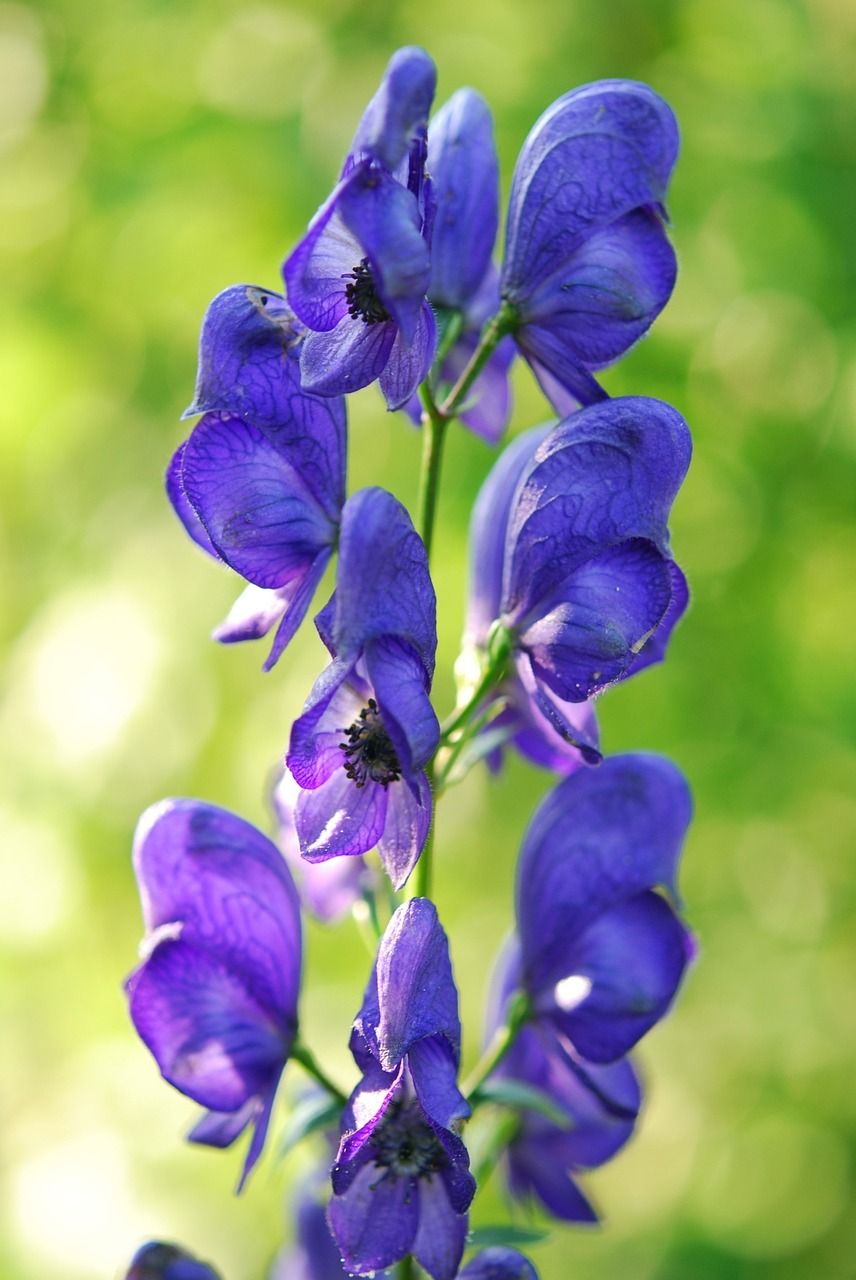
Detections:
[518, 540, 675, 702]
[300, 317, 397, 397]
[376, 770, 432, 890]
[502, 80, 679, 297]
[181, 413, 334, 588]
[295, 768, 389, 861]
[408, 1036, 470, 1131]
[166, 442, 220, 559]
[516, 327, 608, 414]
[348, 46, 436, 172]
[182, 284, 305, 430]
[132, 798, 302, 1021]
[546, 891, 693, 1062]
[260, 549, 332, 671]
[287, 658, 360, 788]
[329, 1161, 420, 1276]
[284, 189, 361, 332]
[412, 1176, 468, 1280]
[428, 89, 498, 310]
[625, 560, 688, 677]
[502, 397, 692, 624]
[379, 300, 437, 410]
[365, 636, 439, 774]
[515, 754, 692, 998]
[127, 938, 289, 1111]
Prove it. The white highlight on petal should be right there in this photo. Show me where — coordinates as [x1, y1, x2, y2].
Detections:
[139, 919, 183, 961]
[553, 973, 593, 1012]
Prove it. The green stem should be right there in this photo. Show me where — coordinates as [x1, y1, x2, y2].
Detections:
[440, 629, 511, 743]
[435, 695, 508, 792]
[462, 990, 531, 1100]
[437, 300, 516, 421]
[413, 759, 435, 899]
[417, 385, 449, 563]
[290, 1041, 348, 1107]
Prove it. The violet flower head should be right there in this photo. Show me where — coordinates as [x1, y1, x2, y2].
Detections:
[126, 1243, 221, 1280]
[270, 1173, 395, 1280]
[458, 1249, 539, 1279]
[283, 48, 438, 409]
[125, 799, 301, 1190]
[516, 754, 694, 1062]
[486, 941, 640, 1223]
[330, 899, 475, 1280]
[500, 81, 679, 413]
[287, 487, 439, 889]
[168, 285, 346, 669]
[272, 767, 372, 924]
[404, 88, 514, 443]
[462, 397, 690, 768]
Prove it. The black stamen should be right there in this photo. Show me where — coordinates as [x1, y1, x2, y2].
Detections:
[340, 698, 402, 788]
[372, 1099, 448, 1179]
[343, 258, 390, 326]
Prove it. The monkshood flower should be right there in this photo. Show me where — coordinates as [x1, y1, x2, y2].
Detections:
[284, 47, 438, 408]
[272, 767, 372, 924]
[486, 941, 640, 1222]
[516, 754, 693, 1062]
[500, 81, 679, 413]
[270, 1175, 395, 1280]
[460, 397, 690, 769]
[168, 285, 346, 669]
[404, 88, 514, 442]
[459, 1250, 539, 1279]
[330, 899, 475, 1280]
[125, 799, 301, 1189]
[126, 1242, 221, 1280]
[287, 487, 439, 888]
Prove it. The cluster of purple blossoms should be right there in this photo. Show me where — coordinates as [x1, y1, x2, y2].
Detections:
[125, 46, 696, 1280]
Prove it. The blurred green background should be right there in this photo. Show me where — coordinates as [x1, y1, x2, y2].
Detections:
[2, 0, 855, 1276]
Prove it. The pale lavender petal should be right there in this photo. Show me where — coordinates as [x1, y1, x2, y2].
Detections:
[376, 771, 432, 890]
[379, 300, 437, 410]
[296, 768, 389, 861]
[300, 317, 397, 397]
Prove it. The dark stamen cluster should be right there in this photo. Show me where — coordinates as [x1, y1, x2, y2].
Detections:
[340, 698, 402, 788]
[372, 1099, 448, 1179]
[343, 258, 390, 325]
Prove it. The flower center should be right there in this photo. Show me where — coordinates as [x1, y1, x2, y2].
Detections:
[373, 1099, 447, 1178]
[343, 258, 390, 326]
[340, 698, 402, 788]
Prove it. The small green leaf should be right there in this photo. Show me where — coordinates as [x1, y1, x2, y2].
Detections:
[278, 1092, 340, 1159]
[472, 1078, 571, 1129]
[469, 1224, 550, 1249]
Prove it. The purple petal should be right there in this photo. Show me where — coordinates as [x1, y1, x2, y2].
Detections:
[181, 413, 335, 588]
[132, 800, 301, 1019]
[412, 1176, 468, 1280]
[337, 166, 430, 341]
[333, 488, 437, 677]
[465, 425, 550, 644]
[498, 656, 600, 773]
[364, 636, 439, 773]
[459, 1249, 539, 1280]
[518, 540, 676, 703]
[261, 549, 332, 671]
[428, 89, 498, 310]
[348, 46, 436, 172]
[126, 1242, 222, 1280]
[166, 443, 220, 559]
[502, 80, 679, 298]
[335, 1059, 405, 1179]
[521, 208, 677, 366]
[360, 899, 462, 1070]
[284, 190, 360, 332]
[288, 659, 360, 788]
[212, 584, 290, 644]
[127, 938, 289, 1111]
[408, 1036, 470, 1132]
[328, 1161, 419, 1275]
[625, 560, 689, 677]
[503, 397, 692, 626]
[183, 284, 306, 431]
[300, 317, 397, 398]
[295, 768, 389, 861]
[379, 300, 437, 410]
[187, 1100, 257, 1149]
[507, 1146, 598, 1223]
[548, 890, 692, 1062]
[516, 326, 608, 413]
[376, 770, 432, 890]
[515, 754, 692, 1000]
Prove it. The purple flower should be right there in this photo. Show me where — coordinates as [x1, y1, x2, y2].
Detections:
[461, 397, 690, 765]
[459, 1250, 539, 1279]
[168, 285, 346, 669]
[270, 1174, 395, 1280]
[272, 767, 373, 924]
[329, 899, 475, 1280]
[287, 487, 439, 889]
[402, 89, 514, 442]
[283, 48, 438, 409]
[125, 799, 302, 1189]
[516, 754, 693, 1062]
[486, 942, 640, 1222]
[126, 1243, 221, 1280]
[500, 81, 679, 413]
